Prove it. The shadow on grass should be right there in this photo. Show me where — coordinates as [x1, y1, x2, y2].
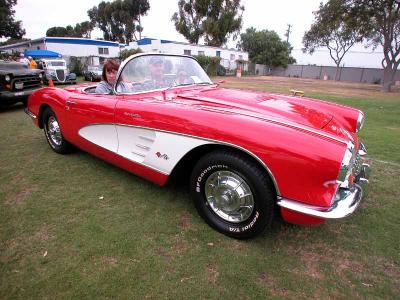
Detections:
[0, 102, 26, 113]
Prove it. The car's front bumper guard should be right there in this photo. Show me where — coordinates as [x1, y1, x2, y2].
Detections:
[277, 146, 370, 219]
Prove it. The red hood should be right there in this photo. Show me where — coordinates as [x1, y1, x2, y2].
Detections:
[173, 87, 333, 130]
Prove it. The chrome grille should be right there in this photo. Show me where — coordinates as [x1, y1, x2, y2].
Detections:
[11, 75, 41, 91]
[352, 152, 362, 178]
[56, 70, 65, 81]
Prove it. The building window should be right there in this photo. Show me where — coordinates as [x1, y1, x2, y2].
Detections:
[184, 49, 191, 55]
[198, 51, 205, 56]
[98, 47, 109, 55]
[230, 54, 235, 60]
[216, 51, 221, 57]
[37, 46, 40, 50]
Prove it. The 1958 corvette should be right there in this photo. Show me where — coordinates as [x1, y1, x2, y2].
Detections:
[26, 53, 370, 239]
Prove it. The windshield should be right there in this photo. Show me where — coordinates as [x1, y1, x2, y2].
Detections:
[88, 65, 102, 71]
[116, 55, 212, 94]
[47, 61, 65, 67]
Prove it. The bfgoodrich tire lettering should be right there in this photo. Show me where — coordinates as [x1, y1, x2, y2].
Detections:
[190, 150, 275, 239]
[42, 107, 73, 154]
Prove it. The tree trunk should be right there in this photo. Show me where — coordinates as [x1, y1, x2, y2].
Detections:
[334, 65, 340, 81]
[381, 65, 396, 92]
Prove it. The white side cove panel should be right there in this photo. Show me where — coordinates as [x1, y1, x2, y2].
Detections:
[79, 124, 118, 153]
[78, 124, 213, 175]
[116, 126, 156, 163]
[116, 125, 212, 174]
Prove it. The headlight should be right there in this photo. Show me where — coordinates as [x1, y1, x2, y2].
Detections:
[356, 111, 364, 132]
[38, 73, 43, 78]
[5, 75, 11, 82]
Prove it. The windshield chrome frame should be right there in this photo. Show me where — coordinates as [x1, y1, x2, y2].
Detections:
[112, 52, 212, 96]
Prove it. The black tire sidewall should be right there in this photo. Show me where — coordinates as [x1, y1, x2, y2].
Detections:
[190, 152, 275, 239]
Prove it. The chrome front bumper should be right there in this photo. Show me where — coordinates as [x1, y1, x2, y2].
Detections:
[278, 142, 370, 219]
[24, 108, 37, 119]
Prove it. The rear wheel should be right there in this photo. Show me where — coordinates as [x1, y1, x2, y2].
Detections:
[190, 151, 275, 239]
[42, 107, 73, 154]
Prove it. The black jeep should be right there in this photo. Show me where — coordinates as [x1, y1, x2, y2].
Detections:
[0, 61, 44, 107]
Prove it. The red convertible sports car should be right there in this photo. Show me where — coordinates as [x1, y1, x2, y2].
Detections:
[26, 53, 370, 239]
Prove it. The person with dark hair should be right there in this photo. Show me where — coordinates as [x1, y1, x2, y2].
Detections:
[134, 56, 171, 92]
[95, 59, 131, 94]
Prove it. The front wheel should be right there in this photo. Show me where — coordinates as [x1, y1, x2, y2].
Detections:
[42, 108, 73, 154]
[190, 151, 275, 239]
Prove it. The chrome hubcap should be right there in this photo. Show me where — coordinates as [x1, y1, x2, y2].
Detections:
[205, 171, 254, 223]
[47, 116, 62, 146]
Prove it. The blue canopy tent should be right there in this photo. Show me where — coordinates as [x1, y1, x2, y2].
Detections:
[24, 50, 61, 58]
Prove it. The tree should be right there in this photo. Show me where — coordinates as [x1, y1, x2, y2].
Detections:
[171, 0, 244, 46]
[46, 26, 73, 37]
[119, 47, 142, 60]
[0, 0, 25, 39]
[88, 0, 150, 44]
[349, 0, 400, 92]
[237, 27, 296, 68]
[302, 0, 365, 80]
[171, 0, 206, 44]
[74, 21, 93, 38]
[46, 22, 94, 38]
[202, 0, 244, 46]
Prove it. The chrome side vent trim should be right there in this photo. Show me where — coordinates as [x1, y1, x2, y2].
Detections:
[131, 150, 146, 158]
[135, 143, 150, 150]
[115, 129, 157, 163]
[139, 135, 155, 142]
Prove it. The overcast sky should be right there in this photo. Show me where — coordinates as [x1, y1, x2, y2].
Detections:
[14, 0, 325, 49]
[13, 0, 383, 67]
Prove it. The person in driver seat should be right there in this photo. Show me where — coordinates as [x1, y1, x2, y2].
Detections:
[134, 56, 172, 92]
[95, 59, 131, 94]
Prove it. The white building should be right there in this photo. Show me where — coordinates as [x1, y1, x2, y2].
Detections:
[0, 37, 121, 61]
[128, 38, 249, 71]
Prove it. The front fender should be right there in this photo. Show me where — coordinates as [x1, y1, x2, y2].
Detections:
[27, 87, 70, 130]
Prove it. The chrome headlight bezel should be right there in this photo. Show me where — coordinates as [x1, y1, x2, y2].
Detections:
[337, 142, 355, 185]
[356, 111, 364, 132]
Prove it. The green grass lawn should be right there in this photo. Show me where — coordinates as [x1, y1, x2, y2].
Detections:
[1, 77, 399, 299]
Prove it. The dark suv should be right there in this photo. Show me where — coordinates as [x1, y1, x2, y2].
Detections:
[0, 61, 44, 106]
